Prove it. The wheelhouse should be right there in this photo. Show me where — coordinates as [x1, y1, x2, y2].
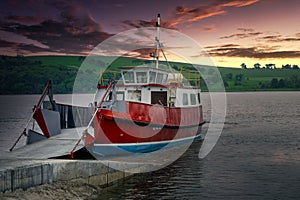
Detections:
[95, 66, 201, 108]
[121, 66, 168, 85]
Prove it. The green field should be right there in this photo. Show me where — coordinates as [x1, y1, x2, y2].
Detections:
[0, 55, 299, 94]
[217, 67, 300, 91]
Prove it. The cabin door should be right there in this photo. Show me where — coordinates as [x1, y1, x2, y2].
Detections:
[151, 91, 167, 106]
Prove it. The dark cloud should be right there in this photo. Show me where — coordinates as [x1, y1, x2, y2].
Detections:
[205, 44, 240, 49]
[122, 19, 177, 30]
[123, 20, 155, 28]
[175, 6, 190, 14]
[0, 39, 15, 47]
[221, 28, 300, 43]
[0, 3, 112, 55]
[220, 29, 262, 39]
[206, 28, 300, 59]
[258, 34, 300, 43]
[206, 44, 300, 58]
[17, 43, 55, 54]
[237, 28, 255, 32]
[4, 15, 42, 25]
[59, 4, 102, 35]
[173, 5, 226, 25]
[123, 0, 259, 30]
[259, 35, 281, 40]
[172, 0, 259, 25]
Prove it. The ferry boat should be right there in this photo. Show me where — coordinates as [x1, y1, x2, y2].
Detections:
[84, 14, 205, 156]
[10, 14, 205, 157]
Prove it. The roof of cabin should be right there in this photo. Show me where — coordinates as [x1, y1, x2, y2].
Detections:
[120, 65, 169, 73]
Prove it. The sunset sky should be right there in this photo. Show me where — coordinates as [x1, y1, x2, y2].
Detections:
[0, 0, 299, 68]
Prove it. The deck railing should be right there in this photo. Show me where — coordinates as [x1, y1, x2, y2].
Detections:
[98, 70, 122, 86]
[98, 67, 201, 88]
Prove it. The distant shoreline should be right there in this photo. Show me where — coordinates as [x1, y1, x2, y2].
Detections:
[1, 90, 300, 96]
[1, 55, 300, 94]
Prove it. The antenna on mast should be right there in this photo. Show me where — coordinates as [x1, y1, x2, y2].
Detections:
[155, 13, 160, 68]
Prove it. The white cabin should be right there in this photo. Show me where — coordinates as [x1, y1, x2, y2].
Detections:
[95, 66, 201, 108]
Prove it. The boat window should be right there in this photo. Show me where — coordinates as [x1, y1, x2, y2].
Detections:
[127, 90, 141, 101]
[117, 92, 124, 101]
[149, 71, 156, 83]
[123, 71, 135, 83]
[190, 94, 196, 105]
[197, 93, 201, 104]
[136, 72, 147, 83]
[157, 73, 163, 84]
[182, 93, 188, 105]
[162, 74, 168, 83]
[105, 91, 113, 101]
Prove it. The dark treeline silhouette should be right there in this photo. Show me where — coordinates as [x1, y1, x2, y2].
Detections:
[241, 62, 299, 70]
[260, 76, 300, 89]
[0, 55, 77, 94]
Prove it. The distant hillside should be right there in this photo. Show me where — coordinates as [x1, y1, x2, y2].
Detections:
[0, 55, 299, 94]
[217, 67, 300, 91]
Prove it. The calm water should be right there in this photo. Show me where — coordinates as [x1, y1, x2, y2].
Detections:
[100, 92, 300, 199]
[0, 92, 299, 199]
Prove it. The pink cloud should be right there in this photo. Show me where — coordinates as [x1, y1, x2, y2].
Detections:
[171, 0, 260, 26]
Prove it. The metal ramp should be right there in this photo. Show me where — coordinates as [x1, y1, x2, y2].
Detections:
[6, 127, 91, 159]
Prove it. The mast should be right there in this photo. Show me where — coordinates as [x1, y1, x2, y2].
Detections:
[155, 13, 160, 68]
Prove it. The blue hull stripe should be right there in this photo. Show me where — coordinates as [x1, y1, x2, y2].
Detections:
[91, 135, 201, 156]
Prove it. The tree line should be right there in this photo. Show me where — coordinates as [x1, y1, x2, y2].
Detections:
[222, 72, 300, 90]
[0, 55, 78, 94]
[261, 76, 300, 89]
[241, 63, 299, 70]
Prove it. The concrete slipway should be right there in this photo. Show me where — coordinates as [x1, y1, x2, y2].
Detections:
[0, 128, 161, 193]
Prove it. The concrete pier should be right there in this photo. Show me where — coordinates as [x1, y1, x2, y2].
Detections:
[0, 126, 179, 194]
[0, 159, 133, 193]
[0, 127, 145, 193]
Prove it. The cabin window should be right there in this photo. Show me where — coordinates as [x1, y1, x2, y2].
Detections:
[190, 94, 196, 105]
[197, 93, 201, 104]
[123, 71, 134, 83]
[136, 72, 147, 83]
[127, 90, 141, 101]
[157, 73, 163, 84]
[149, 71, 156, 83]
[105, 91, 113, 101]
[182, 93, 188, 105]
[162, 74, 168, 83]
[117, 91, 124, 101]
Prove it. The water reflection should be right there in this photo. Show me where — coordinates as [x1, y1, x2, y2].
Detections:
[98, 92, 300, 199]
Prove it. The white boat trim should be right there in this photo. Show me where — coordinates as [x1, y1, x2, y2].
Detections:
[94, 134, 200, 147]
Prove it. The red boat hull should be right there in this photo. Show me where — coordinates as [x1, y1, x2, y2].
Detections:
[92, 101, 204, 145]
